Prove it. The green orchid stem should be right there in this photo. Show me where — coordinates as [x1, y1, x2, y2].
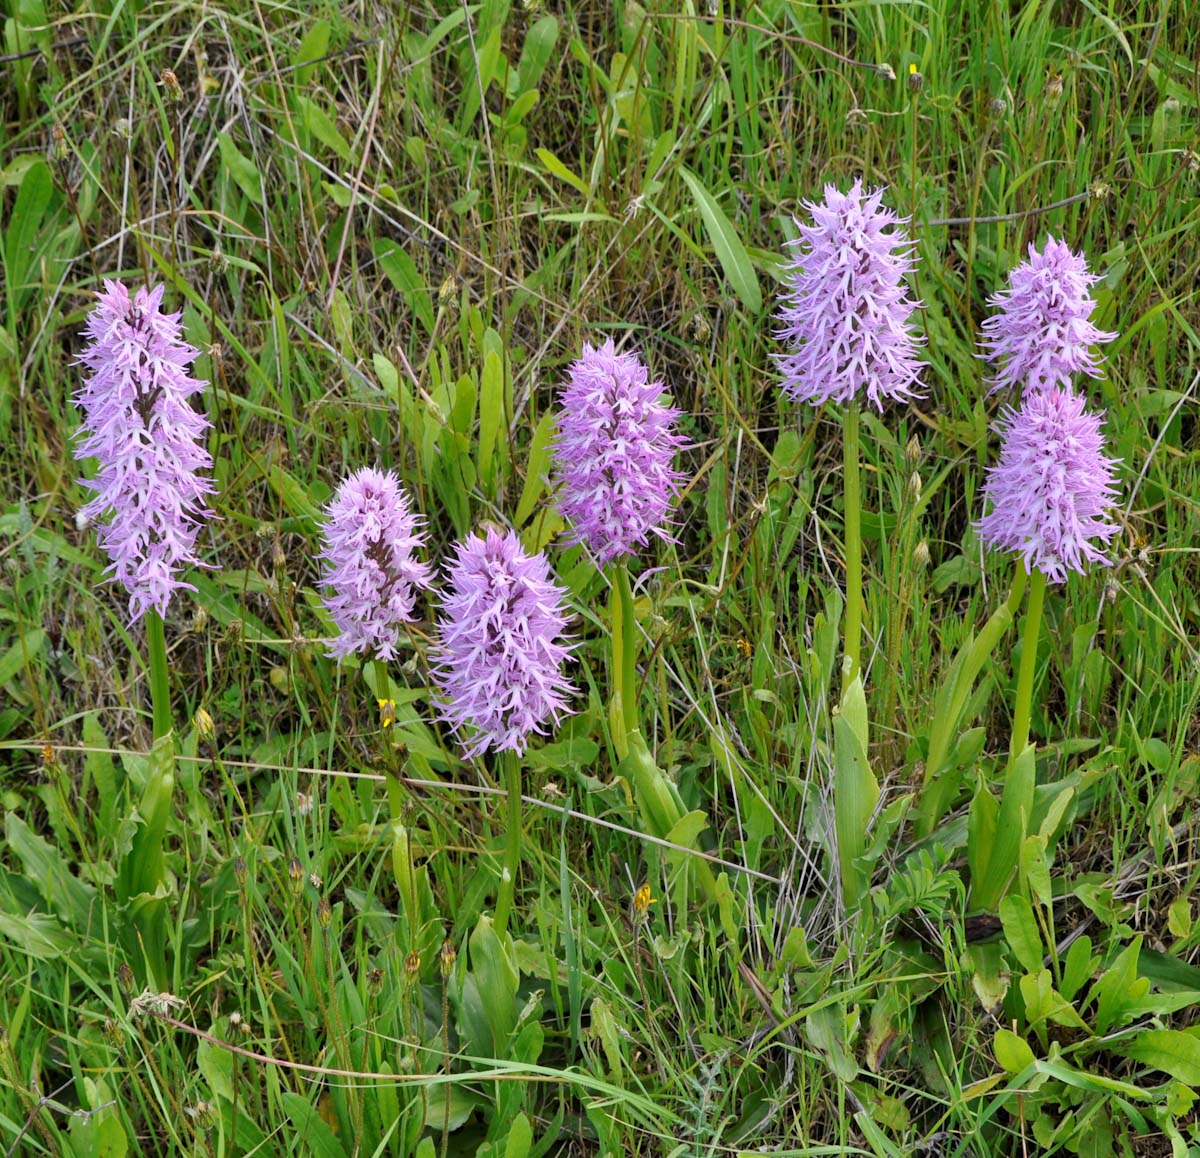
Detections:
[146, 611, 172, 741]
[494, 751, 522, 939]
[1009, 568, 1047, 766]
[375, 659, 404, 820]
[843, 402, 863, 688]
[611, 563, 639, 757]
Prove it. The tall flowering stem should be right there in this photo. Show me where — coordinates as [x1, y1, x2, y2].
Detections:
[494, 751, 523, 937]
[1009, 569, 1047, 765]
[978, 386, 1119, 751]
[610, 564, 639, 758]
[318, 466, 432, 915]
[842, 403, 864, 683]
[552, 340, 684, 755]
[146, 611, 172, 740]
[773, 181, 925, 690]
[74, 280, 217, 736]
[74, 279, 217, 986]
[431, 528, 576, 935]
[971, 386, 1119, 908]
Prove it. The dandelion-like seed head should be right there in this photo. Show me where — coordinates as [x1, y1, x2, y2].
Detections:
[73, 280, 217, 622]
[976, 386, 1120, 583]
[318, 467, 432, 662]
[552, 340, 686, 565]
[979, 236, 1116, 396]
[774, 178, 926, 411]
[431, 527, 575, 758]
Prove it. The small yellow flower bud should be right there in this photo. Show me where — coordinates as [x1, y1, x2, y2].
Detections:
[193, 707, 215, 739]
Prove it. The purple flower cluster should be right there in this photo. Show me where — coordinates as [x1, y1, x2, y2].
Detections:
[774, 179, 925, 411]
[975, 237, 1120, 579]
[976, 387, 1120, 583]
[318, 468, 432, 661]
[552, 340, 685, 565]
[979, 237, 1115, 396]
[430, 528, 575, 757]
[73, 280, 216, 622]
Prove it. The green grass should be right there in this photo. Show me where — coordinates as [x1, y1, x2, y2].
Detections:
[2, 0, 1200, 1154]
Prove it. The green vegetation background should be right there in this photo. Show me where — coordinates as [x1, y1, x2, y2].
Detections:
[1, 0, 1198, 1154]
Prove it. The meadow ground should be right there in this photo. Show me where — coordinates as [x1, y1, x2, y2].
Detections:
[1, 1, 1199, 1155]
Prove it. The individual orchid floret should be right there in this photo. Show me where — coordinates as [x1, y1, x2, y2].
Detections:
[976, 386, 1120, 583]
[73, 280, 217, 622]
[552, 340, 686, 565]
[979, 236, 1116, 395]
[774, 178, 926, 410]
[431, 527, 575, 758]
[318, 467, 432, 661]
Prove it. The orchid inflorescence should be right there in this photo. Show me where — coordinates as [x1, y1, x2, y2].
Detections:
[73, 185, 1123, 760]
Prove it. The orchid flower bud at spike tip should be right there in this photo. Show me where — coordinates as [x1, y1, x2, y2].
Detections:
[976, 386, 1120, 583]
[431, 527, 576, 758]
[73, 280, 217, 623]
[774, 178, 926, 411]
[552, 339, 686, 565]
[979, 236, 1116, 396]
[318, 467, 432, 661]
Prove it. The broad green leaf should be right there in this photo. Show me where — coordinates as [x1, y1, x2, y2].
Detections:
[525, 736, 599, 769]
[505, 1112, 533, 1158]
[217, 132, 265, 205]
[589, 996, 624, 1078]
[459, 24, 503, 129]
[0, 910, 75, 959]
[117, 731, 176, 903]
[664, 810, 710, 851]
[1113, 1030, 1200, 1085]
[478, 349, 505, 483]
[1019, 834, 1052, 904]
[535, 147, 591, 198]
[0, 628, 45, 687]
[1140, 948, 1200, 993]
[1168, 896, 1192, 939]
[294, 94, 351, 161]
[832, 674, 877, 911]
[1060, 935, 1096, 1003]
[374, 239, 434, 335]
[281, 1092, 348, 1158]
[994, 1028, 1036, 1074]
[1090, 937, 1148, 1034]
[83, 711, 119, 833]
[679, 165, 761, 313]
[423, 1087, 475, 1132]
[469, 914, 519, 1052]
[513, 410, 556, 527]
[198, 1032, 235, 1101]
[1019, 969, 1089, 1032]
[5, 813, 95, 925]
[516, 17, 558, 94]
[999, 894, 1043, 973]
[292, 19, 331, 85]
[4, 159, 53, 313]
[970, 744, 1035, 912]
[268, 464, 320, 521]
